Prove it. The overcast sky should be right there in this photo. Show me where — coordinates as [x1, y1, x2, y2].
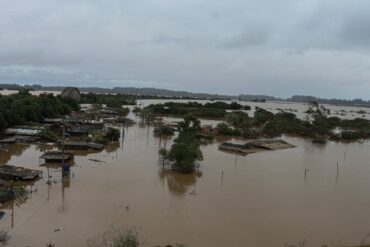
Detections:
[1, 0, 370, 99]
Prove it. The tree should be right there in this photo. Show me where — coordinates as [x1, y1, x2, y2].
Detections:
[105, 127, 121, 141]
[178, 114, 201, 134]
[167, 114, 203, 173]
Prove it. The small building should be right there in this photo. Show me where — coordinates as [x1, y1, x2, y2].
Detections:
[0, 135, 36, 144]
[63, 141, 104, 150]
[40, 151, 74, 163]
[4, 127, 42, 136]
[219, 139, 295, 155]
[0, 165, 42, 180]
[68, 125, 90, 137]
[61, 87, 81, 102]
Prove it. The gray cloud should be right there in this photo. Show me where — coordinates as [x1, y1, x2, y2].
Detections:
[0, 0, 370, 99]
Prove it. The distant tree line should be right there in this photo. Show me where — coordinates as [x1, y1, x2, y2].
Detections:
[145, 101, 251, 119]
[80, 93, 136, 107]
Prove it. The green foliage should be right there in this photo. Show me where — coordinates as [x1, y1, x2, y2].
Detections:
[312, 136, 327, 144]
[154, 125, 174, 136]
[0, 229, 9, 245]
[225, 111, 250, 128]
[241, 128, 259, 138]
[168, 114, 203, 173]
[263, 111, 314, 137]
[145, 101, 246, 119]
[87, 228, 141, 247]
[216, 123, 241, 136]
[178, 114, 201, 134]
[93, 127, 121, 144]
[46, 242, 55, 247]
[80, 93, 136, 107]
[244, 105, 252, 110]
[38, 128, 58, 142]
[132, 107, 141, 113]
[139, 108, 155, 125]
[253, 107, 274, 125]
[105, 127, 121, 141]
[0, 92, 79, 132]
[340, 130, 367, 140]
[340, 118, 370, 130]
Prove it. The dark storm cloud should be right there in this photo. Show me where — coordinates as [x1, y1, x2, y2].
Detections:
[0, 0, 370, 99]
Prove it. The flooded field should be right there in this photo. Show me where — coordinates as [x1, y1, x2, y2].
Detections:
[138, 99, 370, 120]
[1, 117, 370, 246]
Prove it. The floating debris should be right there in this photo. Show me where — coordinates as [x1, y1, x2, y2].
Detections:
[88, 159, 106, 163]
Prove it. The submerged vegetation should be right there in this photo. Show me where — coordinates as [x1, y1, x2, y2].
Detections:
[160, 114, 203, 173]
[153, 125, 175, 136]
[86, 227, 187, 247]
[80, 93, 136, 107]
[91, 127, 121, 145]
[145, 101, 250, 119]
[215, 102, 370, 142]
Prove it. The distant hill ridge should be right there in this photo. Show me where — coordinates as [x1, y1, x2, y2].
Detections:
[1, 83, 370, 107]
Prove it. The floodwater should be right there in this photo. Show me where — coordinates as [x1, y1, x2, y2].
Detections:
[1, 101, 370, 246]
[2, 126, 370, 246]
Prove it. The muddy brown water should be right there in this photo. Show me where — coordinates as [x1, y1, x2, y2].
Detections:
[1, 122, 370, 247]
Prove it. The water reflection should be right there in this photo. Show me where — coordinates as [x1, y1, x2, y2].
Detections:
[58, 172, 71, 214]
[159, 169, 202, 196]
[0, 144, 29, 164]
[35, 144, 55, 153]
[104, 142, 120, 153]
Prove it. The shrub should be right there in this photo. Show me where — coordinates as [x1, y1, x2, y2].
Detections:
[105, 127, 121, 141]
[154, 125, 174, 136]
[38, 128, 58, 142]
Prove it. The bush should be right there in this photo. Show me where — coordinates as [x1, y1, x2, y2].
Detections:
[254, 107, 274, 125]
[225, 111, 250, 128]
[340, 130, 365, 140]
[244, 105, 251, 110]
[38, 128, 58, 142]
[105, 127, 121, 141]
[154, 125, 174, 136]
[168, 114, 203, 173]
[216, 123, 241, 136]
[87, 228, 141, 247]
[312, 136, 327, 144]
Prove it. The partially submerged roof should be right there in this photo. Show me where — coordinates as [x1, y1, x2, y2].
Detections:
[64, 141, 104, 150]
[4, 128, 42, 136]
[0, 165, 42, 180]
[219, 139, 295, 155]
[43, 118, 64, 123]
[40, 151, 74, 160]
[0, 135, 36, 144]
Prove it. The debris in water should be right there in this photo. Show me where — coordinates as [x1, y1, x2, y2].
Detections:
[89, 159, 106, 163]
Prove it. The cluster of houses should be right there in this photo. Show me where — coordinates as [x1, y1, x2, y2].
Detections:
[0, 90, 136, 204]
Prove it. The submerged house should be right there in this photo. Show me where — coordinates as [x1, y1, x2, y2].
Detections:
[0, 126, 43, 143]
[0, 165, 42, 180]
[219, 139, 295, 155]
[40, 151, 74, 163]
[63, 141, 104, 150]
[67, 126, 90, 137]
